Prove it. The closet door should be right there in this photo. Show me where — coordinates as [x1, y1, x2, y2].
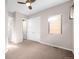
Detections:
[27, 17, 40, 42]
[22, 20, 27, 40]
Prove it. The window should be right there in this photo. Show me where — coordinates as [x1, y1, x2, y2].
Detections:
[48, 15, 62, 34]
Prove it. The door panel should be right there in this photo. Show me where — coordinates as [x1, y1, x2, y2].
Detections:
[27, 17, 40, 42]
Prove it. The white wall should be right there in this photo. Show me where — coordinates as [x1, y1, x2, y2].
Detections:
[5, 1, 8, 52]
[8, 15, 13, 42]
[30, 1, 73, 51]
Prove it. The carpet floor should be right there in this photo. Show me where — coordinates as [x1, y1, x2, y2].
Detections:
[5, 40, 74, 59]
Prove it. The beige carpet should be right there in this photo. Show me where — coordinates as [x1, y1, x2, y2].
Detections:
[5, 40, 74, 59]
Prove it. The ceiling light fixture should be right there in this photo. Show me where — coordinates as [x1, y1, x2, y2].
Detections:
[26, 2, 31, 7]
[17, 0, 36, 10]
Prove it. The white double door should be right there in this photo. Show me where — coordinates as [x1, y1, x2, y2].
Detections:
[27, 17, 40, 42]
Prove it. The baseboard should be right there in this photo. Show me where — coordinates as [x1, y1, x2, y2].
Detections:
[39, 41, 73, 52]
[27, 39, 40, 43]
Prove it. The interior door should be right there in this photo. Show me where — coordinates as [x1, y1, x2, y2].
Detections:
[27, 17, 40, 42]
[22, 20, 27, 40]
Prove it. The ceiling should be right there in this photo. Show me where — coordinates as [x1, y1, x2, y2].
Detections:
[7, 0, 70, 16]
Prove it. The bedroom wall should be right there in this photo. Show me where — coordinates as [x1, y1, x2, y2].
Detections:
[5, 1, 8, 52]
[30, 1, 73, 51]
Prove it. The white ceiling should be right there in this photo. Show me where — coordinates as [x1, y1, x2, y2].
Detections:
[7, 0, 70, 16]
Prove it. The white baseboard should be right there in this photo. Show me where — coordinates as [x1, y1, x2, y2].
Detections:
[39, 41, 73, 52]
